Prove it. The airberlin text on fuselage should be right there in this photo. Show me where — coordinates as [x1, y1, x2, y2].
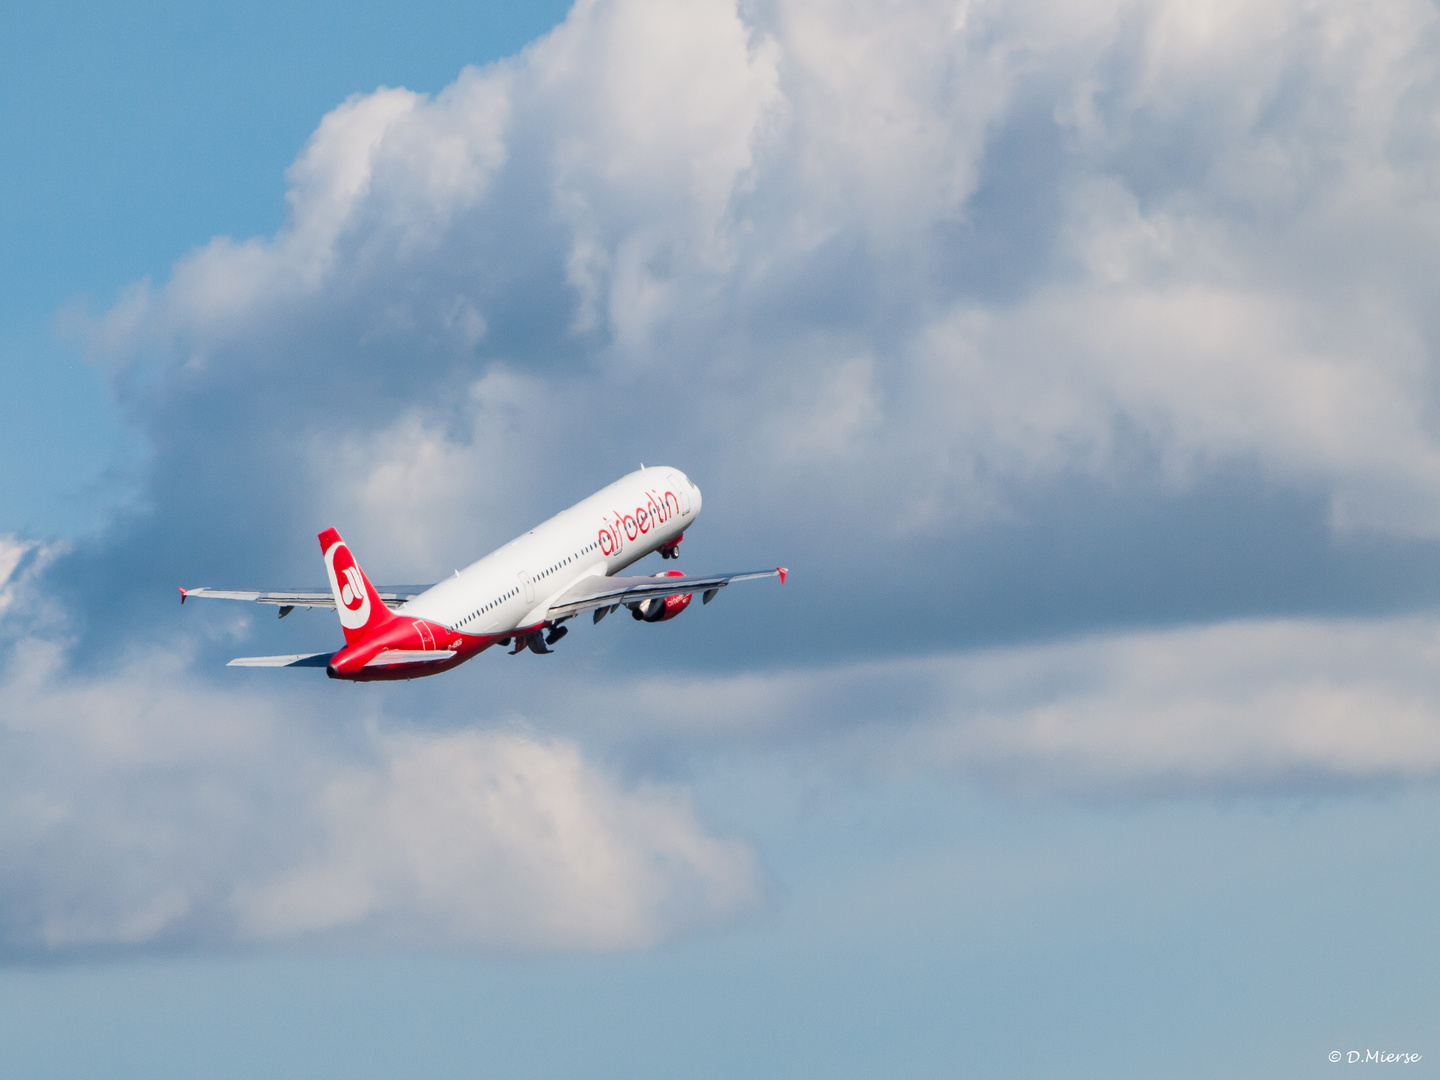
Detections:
[598, 488, 683, 557]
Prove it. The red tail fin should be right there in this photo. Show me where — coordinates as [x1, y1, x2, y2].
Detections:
[319, 528, 400, 646]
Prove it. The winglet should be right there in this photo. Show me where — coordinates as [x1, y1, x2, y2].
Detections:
[777, 567, 788, 585]
[178, 587, 188, 604]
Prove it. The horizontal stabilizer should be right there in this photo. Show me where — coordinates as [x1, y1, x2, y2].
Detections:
[227, 652, 336, 668]
[364, 649, 457, 666]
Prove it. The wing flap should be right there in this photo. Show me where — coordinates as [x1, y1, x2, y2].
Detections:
[546, 568, 786, 621]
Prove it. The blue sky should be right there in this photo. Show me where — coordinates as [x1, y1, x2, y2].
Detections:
[3, 0, 1440, 1076]
[1, 0, 571, 536]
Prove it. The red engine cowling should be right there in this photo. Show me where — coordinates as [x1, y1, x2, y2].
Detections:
[634, 570, 692, 622]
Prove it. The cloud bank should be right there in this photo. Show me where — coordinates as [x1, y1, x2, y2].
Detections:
[10, 0, 1440, 956]
[10, 548, 1439, 958]
[520, 615, 1440, 797]
[0, 586, 758, 956]
[90, 0, 1440, 553]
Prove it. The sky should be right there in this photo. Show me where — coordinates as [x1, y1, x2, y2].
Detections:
[2, 0, 1440, 1076]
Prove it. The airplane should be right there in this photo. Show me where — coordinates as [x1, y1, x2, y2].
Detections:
[179, 466, 786, 681]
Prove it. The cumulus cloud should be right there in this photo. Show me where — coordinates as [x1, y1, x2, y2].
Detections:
[537, 615, 1440, 798]
[233, 730, 757, 949]
[0, 649, 758, 956]
[22, 603, 1428, 961]
[0, 559, 757, 958]
[905, 616, 1440, 795]
[27, 0, 1440, 957]
[72, 0, 1440, 592]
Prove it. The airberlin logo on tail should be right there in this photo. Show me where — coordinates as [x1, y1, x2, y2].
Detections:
[597, 488, 683, 557]
[324, 540, 372, 630]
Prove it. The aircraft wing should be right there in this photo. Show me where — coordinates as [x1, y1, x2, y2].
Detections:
[179, 585, 431, 614]
[546, 568, 787, 622]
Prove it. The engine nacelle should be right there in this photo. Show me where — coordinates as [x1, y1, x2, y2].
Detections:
[631, 570, 693, 622]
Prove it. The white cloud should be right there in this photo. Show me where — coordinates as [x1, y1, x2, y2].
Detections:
[42, 0, 1440, 958]
[536, 0, 782, 251]
[538, 616, 1440, 797]
[81, 0, 1440, 545]
[0, 535, 65, 629]
[2, 589, 1432, 959]
[0, 628, 758, 957]
[903, 270, 1440, 531]
[907, 616, 1440, 794]
[235, 730, 757, 949]
[0, 537, 35, 620]
[92, 68, 511, 365]
[313, 367, 553, 571]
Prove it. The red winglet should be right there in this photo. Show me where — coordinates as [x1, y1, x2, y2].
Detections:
[178, 587, 188, 604]
[777, 567, 788, 584]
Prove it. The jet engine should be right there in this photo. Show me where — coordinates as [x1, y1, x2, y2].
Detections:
[630, 570, 693, 622]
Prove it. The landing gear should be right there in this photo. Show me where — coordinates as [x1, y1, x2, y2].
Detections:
[510, 623, 569, 655]
[658, 533, 684, 559]
[510, 631, 551, 654]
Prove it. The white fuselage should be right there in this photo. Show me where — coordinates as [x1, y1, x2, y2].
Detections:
[400, 467, 700, 635]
